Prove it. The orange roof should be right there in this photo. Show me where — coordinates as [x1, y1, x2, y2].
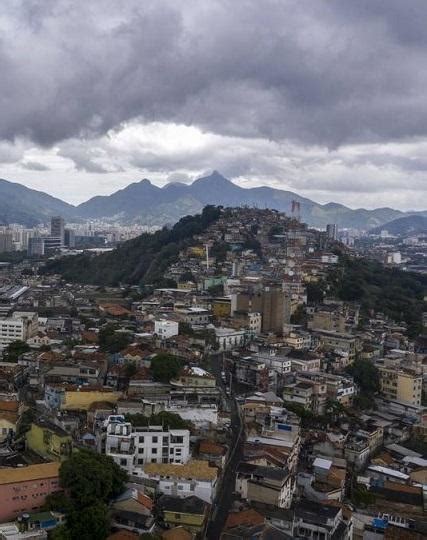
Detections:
[225, 509, 265, 529]
[199, 440, 226, 456]
[0, 400, 19, 413]
[107, 532, 139, 540]
[0, 462, 60, 485]
[99, 304, 131, 316]
[136, 490, 153, 510]
[162, 527, 192, 540]
[81, 331, 98, 343]
[122, 346, 147, 357]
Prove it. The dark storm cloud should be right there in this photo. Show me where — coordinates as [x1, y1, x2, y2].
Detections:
[2, 0, 427, 148]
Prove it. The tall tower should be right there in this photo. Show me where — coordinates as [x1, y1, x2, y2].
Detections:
[326, 224, 338, 241]
[51, 216, 65, 245]
[291, 200, 301, 222]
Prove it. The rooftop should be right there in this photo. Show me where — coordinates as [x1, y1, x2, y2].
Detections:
[0, 462, 60, 485]
[144, 460, 217, 481]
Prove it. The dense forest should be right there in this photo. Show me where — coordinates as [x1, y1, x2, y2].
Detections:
[325, 255, 426, 337]
[42, 205, 222, 287]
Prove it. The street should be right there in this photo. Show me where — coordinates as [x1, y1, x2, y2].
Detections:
[205, 352, 244, 538]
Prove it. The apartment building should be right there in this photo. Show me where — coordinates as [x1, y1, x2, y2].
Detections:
[283, 377, 328, 415]
[314, 329, 359, 363]
[104, 416, 190, 474]
[378, 361, 423, 406]
[0, 462, 61, 521]
[0, 311, 38, 350]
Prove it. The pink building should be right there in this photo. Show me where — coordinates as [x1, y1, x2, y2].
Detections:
[0, 462, 61, 520]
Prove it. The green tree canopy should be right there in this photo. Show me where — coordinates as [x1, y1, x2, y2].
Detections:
[46, 449, 127, 540]
[4, 340, 30, 362]
[150, 353, 182, 383]
[98, 324, 131, 354]
[59, 449, 127, 508]
[347, 359, 380, 396]
[125, 411, 192, 431]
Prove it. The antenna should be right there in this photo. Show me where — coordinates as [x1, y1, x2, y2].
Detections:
[205, 243, 210, 270]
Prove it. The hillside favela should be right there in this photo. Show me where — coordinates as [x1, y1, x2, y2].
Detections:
[0, 3, 426, 540]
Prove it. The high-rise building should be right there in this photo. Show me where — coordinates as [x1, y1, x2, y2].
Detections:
[64, 228, 75, 248]
[28, 237, 45, 256]
[50, 216, 65, 245]
[326, 224, 338, 241]
[0, 230, 13, 253]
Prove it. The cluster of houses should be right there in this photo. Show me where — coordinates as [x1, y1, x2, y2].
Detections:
[0, 207, 425, 539]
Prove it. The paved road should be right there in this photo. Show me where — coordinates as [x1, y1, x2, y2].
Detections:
[205, 353, 244, 538]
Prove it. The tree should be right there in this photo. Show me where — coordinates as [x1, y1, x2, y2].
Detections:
[125, 411, 192, 431]
[290, 305, 307, 326]
[45, 450, 127, 539]
[59, 449, 127, 508]
[66, 503, 109, 540]
[347, 359, 380, 396]
[150, 353, 182, 383]
[98, 324, 131, 353]
[306, 282, 326, 304]
[123, 361, 137, 379]
[4, 340, 30, 362]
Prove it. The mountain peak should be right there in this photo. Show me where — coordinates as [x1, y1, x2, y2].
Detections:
[192, 171, 231, 186]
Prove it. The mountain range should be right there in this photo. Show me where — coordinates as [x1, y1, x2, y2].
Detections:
[1, 171, 426, 230]
[370, 215, 427, 236]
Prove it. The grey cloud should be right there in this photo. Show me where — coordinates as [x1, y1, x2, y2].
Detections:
[2, 1, 427, 148]
[21, 161, 50, 171]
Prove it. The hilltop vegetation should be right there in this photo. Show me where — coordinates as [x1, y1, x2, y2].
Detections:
[328, 255, 426, 336]
[43, 205, 221, 287]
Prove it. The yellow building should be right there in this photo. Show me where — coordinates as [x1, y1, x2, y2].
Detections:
[379, 365, 423, 406]
[26, 418, 72, 461]
[158, 495, 209, 533]
[62, 387, 121, 411]
[188, 246, 206, 258]
[212, 298, 231, 318]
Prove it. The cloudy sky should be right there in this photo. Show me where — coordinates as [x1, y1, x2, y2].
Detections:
[0, 0, 426, 209]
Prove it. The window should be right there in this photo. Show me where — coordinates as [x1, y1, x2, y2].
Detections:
[152, 448, 157, 454]
[152, 436, 158, 443]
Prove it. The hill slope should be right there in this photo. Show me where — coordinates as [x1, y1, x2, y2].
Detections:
[370, 215, 427, 236]
[42, 206, 222, 286]
[0, 179, 77, 226]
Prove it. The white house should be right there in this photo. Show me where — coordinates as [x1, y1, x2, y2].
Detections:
[154, 319, 179, 339]
[141, 460, 218, 503]
[215, 327, 246, 351]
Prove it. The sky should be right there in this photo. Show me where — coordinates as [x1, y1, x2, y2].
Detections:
[0, 0, 426, 209]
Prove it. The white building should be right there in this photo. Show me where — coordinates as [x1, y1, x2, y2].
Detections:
[215, 327, 246, 351]
[0, 311, 38, 350]
[154, 319, 179, 339]
[104, 417, 190, 474]
[177, 307, 211, 327]
[141, 460, 218, 503]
